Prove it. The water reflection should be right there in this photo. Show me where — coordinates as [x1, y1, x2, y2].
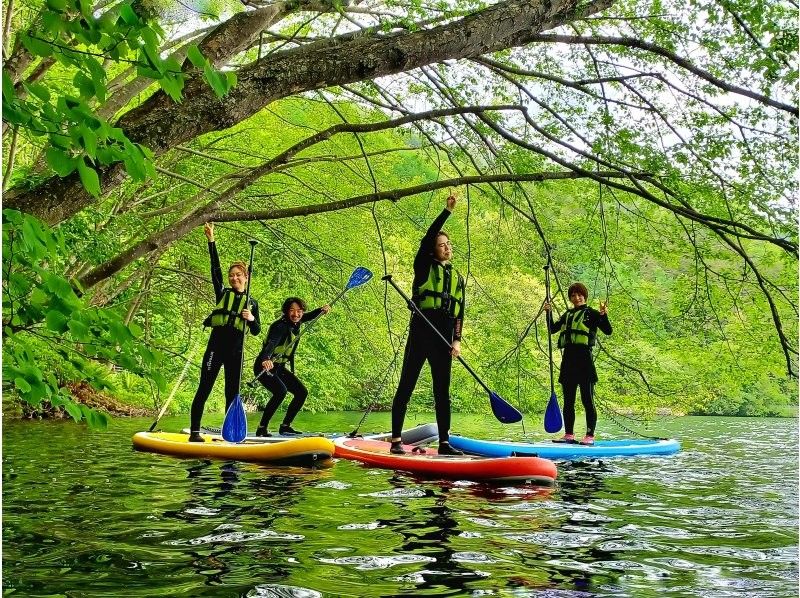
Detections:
[1, 416, 797, 597]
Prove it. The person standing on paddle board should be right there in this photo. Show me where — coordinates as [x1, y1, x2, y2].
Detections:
[252, 297, 330, 436]
[188, 223, 261, 442]
[389, 193, 466, 456]
[544, 282, 611, 445]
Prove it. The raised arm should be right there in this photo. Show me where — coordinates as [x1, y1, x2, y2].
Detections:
[205, 223, 224, 301]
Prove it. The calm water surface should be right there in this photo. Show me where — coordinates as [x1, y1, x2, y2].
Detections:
[3, 413, 798, 597]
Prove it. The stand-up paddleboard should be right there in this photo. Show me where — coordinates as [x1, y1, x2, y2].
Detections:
[333, 437, 557, 484]
[179, 423, 440, 446]
[449, 434, 680, 460]
[132, 432, 334, 466]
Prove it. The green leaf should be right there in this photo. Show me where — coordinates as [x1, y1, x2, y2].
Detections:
[24, 82, 51, 102]
[46, 147, 78, 176]
[77, 158, 101, 198]
[21, 34, 53, 58]
[63, 399, 83, 422]
[14, 377, 31, 393]
[46, 0, 67, 11]
[73, 71, 95, 99]
[2, 71, 16, 101]
[67, 318, 91, 340]
[45, 309, 70, 333]
[158, 73, 183, 102]
[119, 4, 139, 25]
[79, 124, 98, 158]
[187, 45, 206, 68]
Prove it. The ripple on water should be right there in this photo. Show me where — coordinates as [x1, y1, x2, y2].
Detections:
[393, 568, 491, 583]
[319, 554, 436, 570]
[361, 487, 427, 499]
[246, 584, 322, 597]
[314, 480, 351, 490]
[503, 531, 590, 549]
[451, 551, 498, 563]
[337, 521, 382, 530]
[166, 529, 304, 546]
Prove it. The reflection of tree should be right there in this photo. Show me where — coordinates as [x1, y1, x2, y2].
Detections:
[161, 461, 313, 589]
[525, 459, 620, 592]
[377, 477, 484, 594]
[557, 460, 614, 506]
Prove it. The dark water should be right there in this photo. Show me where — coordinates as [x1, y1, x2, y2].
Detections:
[3, 413, 798, 597]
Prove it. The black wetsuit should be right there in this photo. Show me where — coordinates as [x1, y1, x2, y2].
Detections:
[253, 308, 324, 431]
[391, 209, 464, 443]
[548, 305, 612, 435]
[189, 241, 261, 432]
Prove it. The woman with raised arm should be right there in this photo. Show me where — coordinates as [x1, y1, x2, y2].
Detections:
[188, 223, 261, 442]
[389, 193, 466, 456]
[544, 282, 611, 445]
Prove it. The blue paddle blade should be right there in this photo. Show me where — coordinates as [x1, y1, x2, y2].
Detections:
[346, 267, 373, 289]
[222, 395, 247, 443]
[489, 391, 523, 424]
[544, 391, 563, 433]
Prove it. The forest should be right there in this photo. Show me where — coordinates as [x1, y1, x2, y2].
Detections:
[2, 0, 797, 428]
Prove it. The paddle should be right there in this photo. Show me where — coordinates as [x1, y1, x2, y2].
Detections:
[148, 339, 199, 432]
[543, 260, 563, 433]
[382, 274, 522, 424]
[248, 266, 374, 386]
[222, 239, 258, 442]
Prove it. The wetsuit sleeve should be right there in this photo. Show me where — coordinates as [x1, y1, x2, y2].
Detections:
[300, 307, 324, 323]
[248, 299, 261, 337]
[547, 311, 565, 334]
[208, 241, 224, 302]
[256, 320, 286, 363]
[413, 209, 451, 285]
[593, 308, 612, 336]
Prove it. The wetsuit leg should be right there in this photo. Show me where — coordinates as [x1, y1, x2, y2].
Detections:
[428, 345, 453, 443]
[256, 364, 288, 429]
[390, 336, 428, 439]
[579, 381, 597, 435]
[190, 341, 224, 431]
[561, 382, 578, 435]
[277, 369, 308, 426]
[222, 346, 243, 413]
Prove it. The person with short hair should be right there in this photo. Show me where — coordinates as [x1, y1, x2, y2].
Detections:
[544, 282, 611, 445]
[188, 222, 261, 442]
[252, 297, 330, 436]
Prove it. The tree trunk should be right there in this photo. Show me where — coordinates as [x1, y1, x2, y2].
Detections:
[4, 0, 613, 225]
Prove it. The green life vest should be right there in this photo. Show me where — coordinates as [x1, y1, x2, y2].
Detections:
[269, 327, 299, 365]
[557, 306, 593, 348]
[413, 262, 464, 317]
[203, 289, 248, 332]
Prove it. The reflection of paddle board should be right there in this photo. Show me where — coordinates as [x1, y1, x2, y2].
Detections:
[179, 423, 440, 446]
[333, 437, 557, 484]
[132, 432, 334, 466]
[449, 434, 680, 460]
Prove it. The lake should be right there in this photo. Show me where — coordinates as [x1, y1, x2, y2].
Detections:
[2, 412, 797, 597]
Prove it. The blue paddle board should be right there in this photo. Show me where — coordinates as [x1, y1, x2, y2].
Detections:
[449, 435, 680, 459]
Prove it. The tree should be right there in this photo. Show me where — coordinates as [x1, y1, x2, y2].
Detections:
[2, 0, 797, 414]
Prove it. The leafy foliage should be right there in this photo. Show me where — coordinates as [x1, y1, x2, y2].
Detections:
[2, 209, 166, 427]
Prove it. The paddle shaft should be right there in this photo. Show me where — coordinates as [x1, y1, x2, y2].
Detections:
[237, 240, 258, 393]
[382, 275, 492, 395]
[148, 340, 199, 431]
[250, 269, 367, 384]
[544, 263, 555, 394]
